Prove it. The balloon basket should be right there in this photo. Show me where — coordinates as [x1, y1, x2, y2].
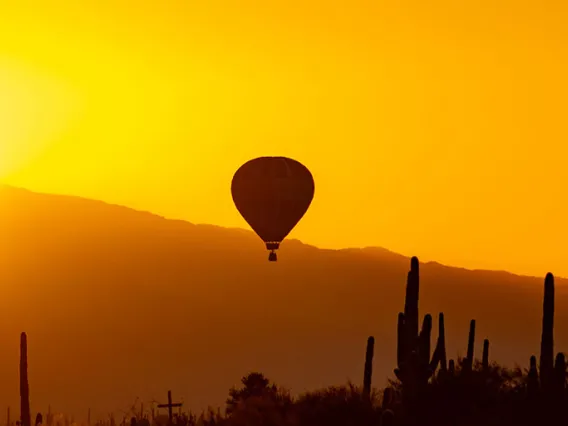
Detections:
[268, 251, 277, 262]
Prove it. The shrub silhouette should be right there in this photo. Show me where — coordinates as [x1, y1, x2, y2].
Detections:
[293, 383, 381, 426]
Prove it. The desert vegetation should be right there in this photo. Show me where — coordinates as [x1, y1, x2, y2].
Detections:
[10, 257, 566, 426]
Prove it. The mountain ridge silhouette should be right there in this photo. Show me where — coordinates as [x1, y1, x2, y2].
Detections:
[0, 183, 567, 420]
[0, 184, 560, 280]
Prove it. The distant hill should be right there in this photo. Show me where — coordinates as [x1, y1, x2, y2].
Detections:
[0, 184, 566, 420]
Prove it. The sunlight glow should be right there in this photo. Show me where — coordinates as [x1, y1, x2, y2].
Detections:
[0, 57, 81, 179]
[0, 0, 567, 276]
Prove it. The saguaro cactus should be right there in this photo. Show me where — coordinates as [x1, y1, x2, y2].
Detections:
[363, 336, 375, 400]
[20, 332, 31, 426]
[540, 273, 555, 393]
[395, 257, 443, 408]
[437, 313, 447, 372]
[482, 339, 490, 371]
[553, 352, 566, 394]
[527, 355, 538, 397]
[463, 320, 476, 373]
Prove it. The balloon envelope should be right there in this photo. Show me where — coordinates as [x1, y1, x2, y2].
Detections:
[231, 156, 315, 250]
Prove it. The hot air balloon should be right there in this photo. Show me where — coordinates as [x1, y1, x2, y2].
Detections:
[231, 156, 315, 261]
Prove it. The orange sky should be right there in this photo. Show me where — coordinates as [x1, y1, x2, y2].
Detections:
[0, 0, 567, 277]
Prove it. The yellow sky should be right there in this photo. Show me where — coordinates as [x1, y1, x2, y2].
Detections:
[0, 0, 567, 277]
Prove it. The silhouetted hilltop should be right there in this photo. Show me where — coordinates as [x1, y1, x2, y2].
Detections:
[0, 184, 566, 420]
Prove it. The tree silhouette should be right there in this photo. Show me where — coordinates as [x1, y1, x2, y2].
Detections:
[225, 372, 292, 421]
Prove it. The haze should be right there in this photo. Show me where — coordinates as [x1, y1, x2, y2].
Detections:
[1, 185, 568, 420]
[1, 0, 567, 277]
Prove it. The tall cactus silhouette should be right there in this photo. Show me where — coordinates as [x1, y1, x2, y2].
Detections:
[463, 320, 476, 373]
[20, 332, 31, 426]
[526, 272, 567, 403]
[395, 257, 442, 411]
[437, 313, 447, 372]
[363, 336, 374, 400]
[553, 352, 566, 394]
[482, 339, 490, 371]
[540, 272, 554, 393]
[527, 355, 538, 397]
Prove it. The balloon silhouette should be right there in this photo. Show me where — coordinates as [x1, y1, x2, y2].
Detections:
[231, 156, 315, 261]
